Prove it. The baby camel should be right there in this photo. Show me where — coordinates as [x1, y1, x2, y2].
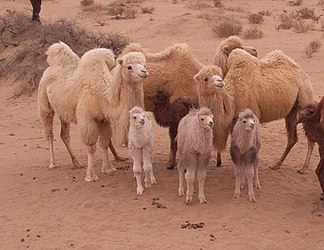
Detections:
[230, 109, 261, 202]
[177, 108, 214, 204]
[299, 97, 324, 200]
[128, 106, 157, 195]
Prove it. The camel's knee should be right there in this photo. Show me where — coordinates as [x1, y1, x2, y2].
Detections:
[87, 144, 97, 154]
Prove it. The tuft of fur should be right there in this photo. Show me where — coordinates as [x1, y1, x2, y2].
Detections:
[177, 107, 214, 204]
[148, 90, 199, 169]
[128, 106, 157, 195]
[230, 109, 261, 202]
[299, 98, 324, 200]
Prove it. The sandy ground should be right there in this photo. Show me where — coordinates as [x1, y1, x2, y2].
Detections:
[0, 0, 324, 249]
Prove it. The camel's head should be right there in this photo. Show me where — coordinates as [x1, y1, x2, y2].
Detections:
[237, 109, 258, 132]
[147, 90, 171, 105]
[117, 52, 148, 83]
[194, 66, 224, 92]
[299, 102, 319, 123]
[198, 107, 214, 129]
[129, 106, 148, 128]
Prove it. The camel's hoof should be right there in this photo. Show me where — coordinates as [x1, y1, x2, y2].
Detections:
[115, 156, 128, 162]
[269, 164, 281, 170]
[101, 167, 117, 174]
[150, 177, 157, 184]
[73, 161, 85, 169]
[185, 199, 192, 205]
[48, 163, 59, 169]
[233, 193, 240, 199]
[249, 197, 256, 203]
[84, 174, 99, 182]
[137, 186, 144, 196]
[297, 168, 310, 174]
[200, 200, 208, 204]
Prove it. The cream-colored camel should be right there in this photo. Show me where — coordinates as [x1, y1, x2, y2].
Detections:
[194, 48, 315, 173]
[38, 44, 148, 181]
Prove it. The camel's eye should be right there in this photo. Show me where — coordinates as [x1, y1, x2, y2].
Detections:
[243, 120, 247, 123]
[203, 77, 208, 82]
[127, 65, 132, 70]
[133, 116, 136, 120]
[201, 118, 204, 121]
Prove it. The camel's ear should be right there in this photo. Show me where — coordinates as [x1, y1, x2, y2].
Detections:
[117, 58, 123, 65]
[222, 45, 230, 54]
[193, 74, 200, 83]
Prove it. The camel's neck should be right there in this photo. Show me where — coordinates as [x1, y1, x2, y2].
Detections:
[193, 125, 213, 154]
[198, 88, 233, 115]
[234, 129, 255, 154]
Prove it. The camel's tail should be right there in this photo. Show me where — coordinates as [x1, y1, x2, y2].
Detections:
[46, 41, 80, 67]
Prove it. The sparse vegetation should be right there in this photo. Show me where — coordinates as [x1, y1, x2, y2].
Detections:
[80, 0, 94, 7]
[108, 2, 125, 19]
[243, 27, 263, 39]
[141, 6, 154, 14]
[258, 10, 272, 16]
[82, 3, 107, 12]
[248, 14, 264, 24]
[305, 39, 321, 58]
[214, 0, 224, 7]
[0, 11, 130, 95]
[124, 7, 138, 18]
[293, 20, 314, 33]
[276, 13, 294, 30]
[295, 7, 316, 19]
[213, 20, 242, 37]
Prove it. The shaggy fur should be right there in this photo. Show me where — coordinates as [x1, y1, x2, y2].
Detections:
[198, 49, 315, 172]
[194, 65, 234, 166]
[213, 35, 258, 77]
[177, 108, 214, 204]
[148, 90, 199, 170]
[41, 42, 126, 164]
[230, 109, 261, 202]
[128, 106, 157, 195]
[299, 98, 324, 200]
[38, 43, 148, 182]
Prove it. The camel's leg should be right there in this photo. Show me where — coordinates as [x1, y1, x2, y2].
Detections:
[60, 119, 84, 169]
[178, 158, 185, 197]
[216, 152, 222, 167]
[316, 147, 324, 200]
[131, 147, 144, 195]
[167, 126, 177, 170]
[109, 139, 127, 161]
[79, 118, 99, 182]
[185, 168, 195, 204]
[270, 107, 298, 170]
[254, 157, 261, 189]
[234, 165, 243, 199]
[298, 141, 315, 174]
[85, 144, 99, 182]
[197, 168, 207, 204]
[40, 112, 58, 169]
[98, 122, 117, 174]
[246, 165, 256, 202]
[143, 145, 157, 186]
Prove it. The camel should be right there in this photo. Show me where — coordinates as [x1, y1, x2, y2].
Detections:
[194, 47, 315, 173]
[38, 43, 148, 182]
[123, 36, 258, 168]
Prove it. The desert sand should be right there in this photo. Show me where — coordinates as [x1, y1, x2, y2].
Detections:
[0, 0, 323, 249]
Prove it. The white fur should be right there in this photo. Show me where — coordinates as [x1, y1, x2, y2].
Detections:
[128, 107, 157, 195]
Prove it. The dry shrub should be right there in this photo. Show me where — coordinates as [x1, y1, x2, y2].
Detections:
[140, 6, 154, 14]
[293, 20, 314, 33]
[305, 39, 321, 58]
[214, 0, 224, 7]
[108, 1, 125, 19]
[258, 10, 272, 16]
[82, 3, 107, 12]
[213, 20, 242, 37]
[276, 14, 294, 30]
[248, 13, 264, 24]
[295, 7, 316, 19]
[80, 0, 94, 7]
[0, 11, 130, 94]
[289, 0, 302, 6]
[243, 27, 263, 39]
[124, 7, 138, 18]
